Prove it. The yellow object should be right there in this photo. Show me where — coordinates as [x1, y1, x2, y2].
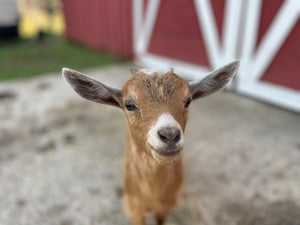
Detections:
[19, 9, 65, 38]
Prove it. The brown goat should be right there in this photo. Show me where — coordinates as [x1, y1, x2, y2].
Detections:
[62, 60, 239, 225]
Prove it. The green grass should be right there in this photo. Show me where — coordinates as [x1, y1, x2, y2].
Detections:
[0, 36, 125, 81]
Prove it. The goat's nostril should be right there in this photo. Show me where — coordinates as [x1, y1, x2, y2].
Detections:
[157, 128, 181, 144]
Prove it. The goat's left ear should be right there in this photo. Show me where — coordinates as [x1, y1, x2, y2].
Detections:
[189, 60, 240, 100]
[62, 68, 123, 108]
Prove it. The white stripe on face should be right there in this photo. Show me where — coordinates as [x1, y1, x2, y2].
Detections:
[138, 69, 170, 76]
[139, 69, 159, 76]
[128, 87, 139, 102]
[147, 113, 184, 151]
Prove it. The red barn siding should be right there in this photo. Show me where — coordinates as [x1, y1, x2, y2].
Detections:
[260, 20, 300, 91]
[211, 0, 225, 43]
[255, 0, 300, 91]
[255, 0, 284, 49]
[62, 0, 300, 96]
[62, 0, 133, 58]
[148, 0, 210, 67]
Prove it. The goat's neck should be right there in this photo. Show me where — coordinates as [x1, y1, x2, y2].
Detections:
[124, 132, 183, 200]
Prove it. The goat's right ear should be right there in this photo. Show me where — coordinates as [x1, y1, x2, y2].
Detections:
[62, 68, 122, 108]
[189, 60, 239, 100]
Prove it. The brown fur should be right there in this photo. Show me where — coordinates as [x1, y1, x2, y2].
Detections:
[62, 60, 239, 225]
[121, 71, 191, 225]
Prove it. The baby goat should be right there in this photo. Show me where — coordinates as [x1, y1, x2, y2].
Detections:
[62, 60, 239, 225]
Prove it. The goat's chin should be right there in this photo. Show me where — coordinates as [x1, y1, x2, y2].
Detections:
[151, 150, 183, 165]
[148, 145, 183, 165]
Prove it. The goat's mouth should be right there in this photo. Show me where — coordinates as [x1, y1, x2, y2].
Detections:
[149, 144, 183, 157]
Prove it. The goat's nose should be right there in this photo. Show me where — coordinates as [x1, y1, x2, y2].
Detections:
[157, 127, 181, 144]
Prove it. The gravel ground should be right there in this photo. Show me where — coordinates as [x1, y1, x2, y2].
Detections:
[0, 64, 300, 225]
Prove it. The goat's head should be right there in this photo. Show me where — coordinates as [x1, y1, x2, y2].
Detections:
[63, 61, 239, 165]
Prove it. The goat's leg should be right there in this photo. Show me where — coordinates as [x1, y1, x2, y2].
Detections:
[124, 194, 146, 225]
[155, 208, 169, 225]
[131, 216, 145, 225]
[155, 216, 165, 225]
[126, 205, 145, 225]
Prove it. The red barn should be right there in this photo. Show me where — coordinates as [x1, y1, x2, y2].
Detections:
[62, 0, 300, 112]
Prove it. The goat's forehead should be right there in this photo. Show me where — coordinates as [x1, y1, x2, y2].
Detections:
[123, 71, 190, 101]
[138, 68, 162, 76]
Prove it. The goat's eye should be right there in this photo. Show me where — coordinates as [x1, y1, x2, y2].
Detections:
[125, 101, 138, 111]
[184, 99, 192, 108]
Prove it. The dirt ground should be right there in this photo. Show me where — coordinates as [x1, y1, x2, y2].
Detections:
[1, 64, 300, 225]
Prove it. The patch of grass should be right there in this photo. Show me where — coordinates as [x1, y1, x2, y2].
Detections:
[0, 36, 125, 81]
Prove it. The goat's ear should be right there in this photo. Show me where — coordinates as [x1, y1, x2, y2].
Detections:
[189, 60, 239, 100]
[62, 68, 122, 108]
[130, 68, 137, 75]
